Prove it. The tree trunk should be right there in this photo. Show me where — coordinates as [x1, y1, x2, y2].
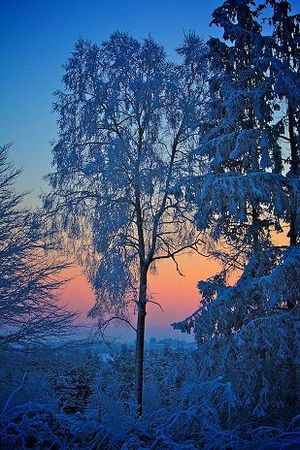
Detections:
[288, 102, 298, 247]
[135, 268, 147, 416]
[287, 101, 299, 414]
[252, 207, 260, 254]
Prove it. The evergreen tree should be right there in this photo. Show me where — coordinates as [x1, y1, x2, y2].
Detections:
[193, 0, 289, 263]
[264, 0, 300, 248]
[174, 0, 300, 427]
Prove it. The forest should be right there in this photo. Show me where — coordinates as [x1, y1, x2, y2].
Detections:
[0, 0, 299, 448]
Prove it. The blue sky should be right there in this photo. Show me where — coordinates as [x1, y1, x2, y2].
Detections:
[1, 0, 221, 203]
[1, 0, 298, 201]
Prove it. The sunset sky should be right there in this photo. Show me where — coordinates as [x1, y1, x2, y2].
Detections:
[61, 253, 221, 340]
[1, 0, 296, 339]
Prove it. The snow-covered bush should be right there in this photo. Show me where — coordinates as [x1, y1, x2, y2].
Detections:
[1, 341, 299, 448]
[0, 403, 111, 450]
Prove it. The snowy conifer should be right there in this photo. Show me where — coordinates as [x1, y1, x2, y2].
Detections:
[174, 0, 300, 427]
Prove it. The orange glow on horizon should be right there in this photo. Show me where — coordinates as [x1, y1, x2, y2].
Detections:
[60, 253, 220, 334]
[60, 228, 289, 336]
[148, 253, 220, 329]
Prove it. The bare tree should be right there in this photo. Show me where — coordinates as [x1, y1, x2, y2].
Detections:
[45, 32, 209, 415]
[0, 145, 75, 348]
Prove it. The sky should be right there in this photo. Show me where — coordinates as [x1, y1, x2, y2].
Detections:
[1, 0, 222, 200]
[1, 0, 296, 339]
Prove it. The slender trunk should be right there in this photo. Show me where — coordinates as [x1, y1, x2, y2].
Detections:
[247, 84, 260, 256]
[135, 267, 147, 416]
[287, 101, 298, 414]
[288, 102, 298, 247]
[252, 207, 259, 254]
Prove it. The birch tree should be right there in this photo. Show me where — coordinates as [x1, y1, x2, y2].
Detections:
[45, 32, 209, 415]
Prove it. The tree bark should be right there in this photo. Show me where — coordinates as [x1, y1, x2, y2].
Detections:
[288, 102, 298, 247]
[135, 267, 147, 416]
[287, 101, 299, 414]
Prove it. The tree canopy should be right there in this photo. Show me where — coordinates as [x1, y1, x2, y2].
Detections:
[0, 145, 75, 348]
